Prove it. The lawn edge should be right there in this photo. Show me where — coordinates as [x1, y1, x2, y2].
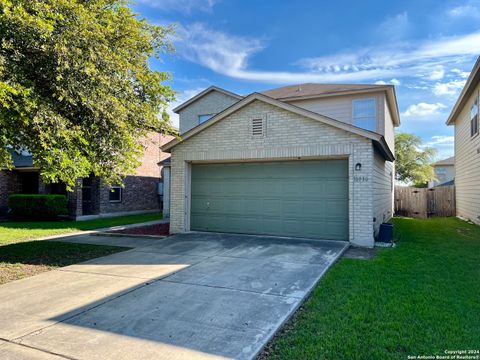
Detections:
[253, 241, 350, 360]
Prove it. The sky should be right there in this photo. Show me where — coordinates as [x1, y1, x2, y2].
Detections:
[132, 0, 480, 160]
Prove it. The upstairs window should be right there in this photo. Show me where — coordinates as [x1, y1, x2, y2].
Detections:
[198, 114, 215, 124]
[353, 98, 376, 132]
[470, 98, 479, 137]
[109, 186, 122, 202]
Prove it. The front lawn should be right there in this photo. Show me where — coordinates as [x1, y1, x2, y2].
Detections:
[0, 212, 162, 245]
[0, 241, 129, 285]
[261, 217, 480, 360]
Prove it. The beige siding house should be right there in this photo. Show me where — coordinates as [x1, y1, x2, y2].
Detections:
[446, 57, 480, 224]
[428, 157, 455, 188]
[163, 84, 400, 247]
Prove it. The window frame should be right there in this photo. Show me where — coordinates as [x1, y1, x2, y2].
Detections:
[109, 186, 122, 203]
[198, 114, 215, 124]
[470, 95, 479, 138]
[352, 98, 377, 132]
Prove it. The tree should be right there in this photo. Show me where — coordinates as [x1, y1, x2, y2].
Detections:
[395, 132, 437, 187]
[0, 0, 176, 189]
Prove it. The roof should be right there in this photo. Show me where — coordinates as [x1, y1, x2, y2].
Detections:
[433, 156, 455, 166]
[9, 149, 33, 168]
[162, 92, 394, 161]
[262, 83, 386, 99]
[173, 86, 243, 113]
[261, 83, 401, 127]
[446, 56, 480, 125]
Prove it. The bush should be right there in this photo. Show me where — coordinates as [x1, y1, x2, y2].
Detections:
[8, 194, 68, 219]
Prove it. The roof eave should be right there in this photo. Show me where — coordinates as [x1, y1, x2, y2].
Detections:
[446, 56, 480, 125]
[172, 86, 243, 113]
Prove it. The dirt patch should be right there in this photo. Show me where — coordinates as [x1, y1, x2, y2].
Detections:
[110, 223, 170, 236]
[342, 246, 377, 260]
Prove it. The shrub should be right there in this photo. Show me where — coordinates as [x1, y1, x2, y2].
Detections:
[8, 194, 68, 219]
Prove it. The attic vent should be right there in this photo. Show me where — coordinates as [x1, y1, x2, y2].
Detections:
[251, 118, 265, 137]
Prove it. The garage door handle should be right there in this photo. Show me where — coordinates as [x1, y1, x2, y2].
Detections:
[206, 202, 210, 209]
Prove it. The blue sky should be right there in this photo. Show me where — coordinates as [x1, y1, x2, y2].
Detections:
[133, 0, 480, 160]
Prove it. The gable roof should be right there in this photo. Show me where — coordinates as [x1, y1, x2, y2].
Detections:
[162, 92, 394, 161]
[433, 156, 455, 166]
[173, 86, 243, 113]
[446, 56, 480, 125]
[262, 83, 401, 127]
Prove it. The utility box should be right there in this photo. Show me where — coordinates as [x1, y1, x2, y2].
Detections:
[378, 223, 393, 243]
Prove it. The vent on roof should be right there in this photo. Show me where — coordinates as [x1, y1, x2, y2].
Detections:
[251, 118, 265, 137]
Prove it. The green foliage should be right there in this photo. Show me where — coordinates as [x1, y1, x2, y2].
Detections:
[8, 194, 67, 218]
[395, 133, 437, 187]
[0, 0, 176, 189]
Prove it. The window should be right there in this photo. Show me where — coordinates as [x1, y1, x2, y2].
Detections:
[353, 98, 376, 132]
[109, 186, 122, 202]
[198, 114, 215, 124]
[470, 98, 479, 137]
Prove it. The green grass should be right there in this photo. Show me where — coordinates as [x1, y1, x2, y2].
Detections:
[261, 217, 480, 360]
[0, 212, 162, 245]
[0, 241, 129, 285]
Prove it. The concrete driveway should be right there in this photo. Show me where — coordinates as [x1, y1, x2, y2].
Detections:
[0, 232, 348, 360]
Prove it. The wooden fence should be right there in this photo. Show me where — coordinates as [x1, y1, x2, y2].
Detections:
[394, 185, 455, 218]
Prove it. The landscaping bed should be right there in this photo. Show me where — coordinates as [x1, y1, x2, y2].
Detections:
[109, 222, 170, 236]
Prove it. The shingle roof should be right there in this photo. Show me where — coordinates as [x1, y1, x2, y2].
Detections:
[261, 83, 389, 100]
[433, 156, 455, 166]
[9, 149, 33, 168]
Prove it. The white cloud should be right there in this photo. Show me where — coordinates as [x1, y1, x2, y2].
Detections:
[433, 80, 466, 95]
[402, 102, 447, 117]
[137, 0, 218, 13]
[429, 67, 445, 80]
[447, 3, 480, 19]
[422, 135, 455, 159]
[175, 23, 480, 84]
[175, 23, 264, 75]
[375, 78, 401, 85]
[451, 68, 470, 78]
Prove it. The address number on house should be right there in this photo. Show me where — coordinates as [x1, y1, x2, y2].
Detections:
[354, 176, 369, 183]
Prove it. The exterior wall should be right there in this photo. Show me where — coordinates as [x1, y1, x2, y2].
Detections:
[372, 148, 394, 236]
[453, 84, 480, 223]
[178, 91, 240, 134]
[383, 94, 395, 153]
[433, 165, 455, 186]
[170, 100, 377, 247]
[0, 171, 18, 214]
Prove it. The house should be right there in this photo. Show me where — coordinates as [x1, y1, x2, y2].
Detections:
[428, 156, 455, 188]
[446, 56, 480, 225]
[0, 133, 173, 219]
[161, 83, 400, 247]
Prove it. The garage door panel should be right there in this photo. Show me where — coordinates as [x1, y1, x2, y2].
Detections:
[191, 160, 348, 240]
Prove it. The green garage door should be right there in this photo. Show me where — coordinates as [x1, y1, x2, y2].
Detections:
[190, 160, 349, 240]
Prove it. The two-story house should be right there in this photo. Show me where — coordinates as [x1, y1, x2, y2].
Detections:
[446, 56, 480, 224]
[428, 156, 455, 188]
[162, 83, 400, 247]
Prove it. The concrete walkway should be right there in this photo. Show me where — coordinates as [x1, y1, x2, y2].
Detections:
[0, 232, 348, 360]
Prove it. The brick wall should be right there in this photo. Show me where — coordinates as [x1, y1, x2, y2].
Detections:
[169, 99, 377, 247]
[0, 171, 17, 214]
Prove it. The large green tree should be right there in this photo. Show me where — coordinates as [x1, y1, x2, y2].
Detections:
[395, 132, 437, 187]
[0, 0, 176, 188]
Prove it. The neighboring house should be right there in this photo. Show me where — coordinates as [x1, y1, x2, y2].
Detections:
[162, 83, 400, 247]
[428, 156, 455, 188]
[446, 56, 480, 225]
[0, 133, 173, 219]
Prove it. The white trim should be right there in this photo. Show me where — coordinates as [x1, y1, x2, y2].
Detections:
[173, 86, 243, 113]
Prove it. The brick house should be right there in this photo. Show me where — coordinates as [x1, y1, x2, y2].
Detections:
[162, 84, 399, 248]
[0, 133, 172, 219]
